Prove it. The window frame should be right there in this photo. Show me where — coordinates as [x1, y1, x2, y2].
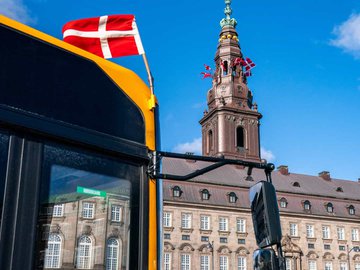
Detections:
[77, 235, 93, 269]
[219, 217, 229, 232]
[44, 233, 62, 269]
[200, 215, 210, 230]
[181, 213, 192, 229]
[82, 202, 95, 219]
[106, 238, 119, 270]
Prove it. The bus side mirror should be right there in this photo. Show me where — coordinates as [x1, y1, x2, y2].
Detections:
[253, 249, 279, 270]
[249, 181, 282, 248]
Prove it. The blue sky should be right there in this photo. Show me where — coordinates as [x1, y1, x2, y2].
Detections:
[1, 0, 360, 181]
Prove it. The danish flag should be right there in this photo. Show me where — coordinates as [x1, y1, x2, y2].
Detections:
[201, 72, 212, 79]
[242, 57, 256, 77]
[62, 15, 144, 59]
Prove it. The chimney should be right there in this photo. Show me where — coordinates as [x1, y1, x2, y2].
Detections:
[358, 178, 360, 183]
[319, 171, 331, 181]
[277, 165, 289, 175]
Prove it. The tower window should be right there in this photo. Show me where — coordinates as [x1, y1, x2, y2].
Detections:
[236, 126, 245, 148]
[207, 130, 213, 153]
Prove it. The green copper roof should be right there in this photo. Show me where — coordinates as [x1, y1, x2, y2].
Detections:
[220, 0, 237, 28]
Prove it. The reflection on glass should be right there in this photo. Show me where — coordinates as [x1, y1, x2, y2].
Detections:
[36, 159, 135, 270]
[0, 133, 9, 228]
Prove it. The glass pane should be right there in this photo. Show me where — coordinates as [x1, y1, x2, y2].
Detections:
[35, 145, 140, 270]
[0, 133, 9, 228]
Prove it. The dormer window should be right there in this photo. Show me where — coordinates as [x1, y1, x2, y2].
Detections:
[304, 200, 311, 211]
[292, 182, 300, 188]
[349, 205, 355, 215]
[172, 186, 182, 198]
[326, 202, 333, 213]
[228, 192, 237, 203]
[336, 187, 343, 192]
[201, 189, 210, 200]
[279, 198, 288, 208]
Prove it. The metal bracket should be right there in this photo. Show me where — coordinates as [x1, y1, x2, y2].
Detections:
[148, 150, 274, 182]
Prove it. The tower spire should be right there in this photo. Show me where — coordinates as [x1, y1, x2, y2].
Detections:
[199, 0, 262, 162]
[220, 0, 237, 28]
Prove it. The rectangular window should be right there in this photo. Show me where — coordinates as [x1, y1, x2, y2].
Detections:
[340, 262, 348, 270]
[308, 243, 315, 249]
[200, 215, 210, 230]
[53, 204, 64, 217]
[237, 218, 246, 233]
[238, 256, 246, 270]
[219, 256, 228, 270]
[181, 254, 191, 270]
[182, 235, 190, 241]
[324, 244, 331, 250]
[308, 260, 317, 270]
[163, 212, 172, 227]
[238, 239, 246, 244]
[352, 228, 359, 241]
[164, 253, 171, 270]
[164, 233, 171, 240]
[220, 237, 228, 243]
[82, 202, 95, 219]
[286, 258, 292, 270]
[219, 217, 228, 231]
[200, 255, 210, 270]
[111, 204, 122, 222]
[290, 223, 298, 237]
[325, 262, 333, 270]
[201, 236, 209, 242]
[306, 225, 314, 238]
[339, 245, 346, 251]
[337, 227, 345, 240]
[355, 263, 360, 270]
[322, 226, 330, 239]
[181, 213, 192, 229]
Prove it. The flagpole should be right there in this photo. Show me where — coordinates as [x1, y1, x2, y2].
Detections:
[142, 53, 154, 94]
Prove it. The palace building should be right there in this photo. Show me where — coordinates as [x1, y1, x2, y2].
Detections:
[161, 1, 360, 270]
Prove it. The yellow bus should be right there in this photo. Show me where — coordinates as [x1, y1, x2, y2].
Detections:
[0, 15, 158, 270]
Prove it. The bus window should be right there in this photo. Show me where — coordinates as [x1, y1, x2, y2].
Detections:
[0, 133, 9, 228]
[34, 144, 141, 270]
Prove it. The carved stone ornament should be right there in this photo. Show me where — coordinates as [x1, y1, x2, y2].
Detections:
[82, 225, 92, 235]
[198, 244, 212, 253]
[236, 246, 250, 255]
[322, 252, 335, 260]
[179, 243, 195, 252]
[217, 245, 232, 254]
[50, 224, 61, 234]
[164, 242, 175, 251]
[306, 251, 319, 259]
[281, 235, 302, 254]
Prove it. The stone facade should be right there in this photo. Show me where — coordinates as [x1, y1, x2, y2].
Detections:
[162, 178, 360, 270]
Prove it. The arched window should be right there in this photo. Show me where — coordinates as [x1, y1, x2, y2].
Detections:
[292, 182, 300, 187]
[336, 187, 343, 192]
[201, 189, 210, 200]
[223, 61, 228, 75]
[304, 200, 311, 211]
[172, 186, 182, 197]
[77, 236, 92, 269]
[349, 205, 355, 215]
[106, 238, 119, 270]
[236, 126, 245, 148]
[44, 233, 62, 268]
[228, 192, 238, 203]
[207, 130, 213, 153]
[279, 198, 288, 208]
[326, 203, 333, 213]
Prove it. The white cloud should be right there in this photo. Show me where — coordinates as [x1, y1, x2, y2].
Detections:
[0, 0, 35, 24]
[260, 147, 275, 162]
[173, 137, 202, 154]
[330, 13, 360, 58]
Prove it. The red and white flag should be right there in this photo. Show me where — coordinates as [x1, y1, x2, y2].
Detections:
[62, 15, 144, 59]
[201, 72, 212, 79]
[204, 64, 211, 71]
